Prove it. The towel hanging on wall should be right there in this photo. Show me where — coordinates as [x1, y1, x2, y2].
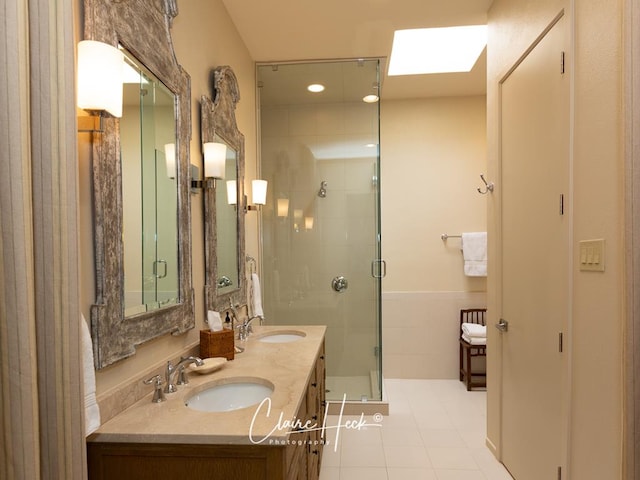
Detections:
[81, 314, 101, 435]
[251, 273, 264, 317]
[461, 232, 487, 277]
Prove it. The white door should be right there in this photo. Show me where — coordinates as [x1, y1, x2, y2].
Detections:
[499, 13, 569, 479]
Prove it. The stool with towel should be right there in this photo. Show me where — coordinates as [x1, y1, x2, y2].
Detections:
[459, 308, 487, 391]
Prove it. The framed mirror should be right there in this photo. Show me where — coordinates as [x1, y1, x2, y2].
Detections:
[85, 0, 194, 368]
[202, 66, 247, 313]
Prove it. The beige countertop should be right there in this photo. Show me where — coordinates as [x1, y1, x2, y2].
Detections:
[88, 325, 326, 445]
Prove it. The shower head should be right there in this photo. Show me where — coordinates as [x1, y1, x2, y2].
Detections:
[317, 181, 327, 198]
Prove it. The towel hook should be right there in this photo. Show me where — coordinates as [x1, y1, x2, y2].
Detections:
[477, 174, 494, 195]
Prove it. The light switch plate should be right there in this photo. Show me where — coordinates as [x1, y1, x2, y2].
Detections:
[579, 239, 605, 272]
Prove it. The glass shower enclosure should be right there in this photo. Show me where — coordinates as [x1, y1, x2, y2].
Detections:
[257, 60, 382, 402]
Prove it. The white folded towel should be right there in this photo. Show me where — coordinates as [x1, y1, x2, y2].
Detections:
[251, 273, 264, 317]
[462, 333, 487, 346]
[461, 232, 487, 277]
[462, 322, 487, 338]
[81, 314, 101, 436]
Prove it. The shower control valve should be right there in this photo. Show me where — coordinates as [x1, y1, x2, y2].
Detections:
[331, 275, 348, 293]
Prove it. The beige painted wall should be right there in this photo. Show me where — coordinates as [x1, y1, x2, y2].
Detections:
[381, 96, 488, 293]
[77, 0, 259, 397]
[380, 96, 488, 378]
[487, 0, 624, 477]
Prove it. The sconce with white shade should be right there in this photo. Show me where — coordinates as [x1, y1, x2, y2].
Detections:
[226, 180, 237, 205]
[277, 198, 290, 217]
[203, 142, 227, 179]
[77, 40, 124, 132]
[245, 179, 268, 211]
[305, 216, 314, 230]
[191, 141, 227, 189]
[164, 143, 176, 179]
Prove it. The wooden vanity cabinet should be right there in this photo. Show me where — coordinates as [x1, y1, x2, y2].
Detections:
[87, 343, 326, 480]
[306, 343, 325, 479]
[290, 341, 325, 480]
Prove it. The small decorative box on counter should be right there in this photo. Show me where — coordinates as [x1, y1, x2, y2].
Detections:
[199, 329, 234, 361]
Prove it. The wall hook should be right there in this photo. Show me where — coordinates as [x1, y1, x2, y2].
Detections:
[477, 174, 494, 194]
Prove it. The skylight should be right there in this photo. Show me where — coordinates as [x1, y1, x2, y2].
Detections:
[388, 25, 487, 76]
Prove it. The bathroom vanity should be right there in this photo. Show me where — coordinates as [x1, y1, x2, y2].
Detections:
[87, 326, 326, 480]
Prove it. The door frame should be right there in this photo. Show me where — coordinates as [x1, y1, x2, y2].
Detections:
[625, 0, 640, 477]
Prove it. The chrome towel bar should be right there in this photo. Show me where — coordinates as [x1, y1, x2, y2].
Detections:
[441, 233, 462, 241]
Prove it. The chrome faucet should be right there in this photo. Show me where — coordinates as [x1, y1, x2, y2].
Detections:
[228, 300, 245, 338]
[237, 315, 264, 341]
[164, 356, 204, 393]
[228, 299, 240, 329]
[143, 374, 166, 403]
[227, 300, 263, 343]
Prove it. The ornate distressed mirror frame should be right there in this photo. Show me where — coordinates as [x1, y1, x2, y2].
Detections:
[85, 0, 194, 368]
[202, 66, 247, 312]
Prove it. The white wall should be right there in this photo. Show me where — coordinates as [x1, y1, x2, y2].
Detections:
[380, 96, 487, 378]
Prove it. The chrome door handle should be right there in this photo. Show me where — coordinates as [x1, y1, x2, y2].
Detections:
[153, 259, 168, 279]
[496, 318, 509, 332]
[371, 259, 387, 278]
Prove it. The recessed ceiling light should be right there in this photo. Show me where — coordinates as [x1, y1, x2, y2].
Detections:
[388, 25, 487, 76]
[307, 83, 325, 93]
[363, 94, 379, 103]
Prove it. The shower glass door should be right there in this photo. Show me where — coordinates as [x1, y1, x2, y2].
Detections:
[258, 60, 382, 402]
[122, 57, 179, 316]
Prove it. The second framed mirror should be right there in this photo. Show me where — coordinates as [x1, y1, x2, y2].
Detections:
[202, 66, 246, 312]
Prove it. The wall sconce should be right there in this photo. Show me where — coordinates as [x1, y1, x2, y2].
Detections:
[226, 180, 237, 205]
[77, 40, 124, 132]
[277, 198, 289, 217]
[222, 180, 267, 212]
[246, 179, 268, 211]
[247, 180, 268, 210]
[305, 216, 314, 230]
[244, 180, 268, 213]
[164, 143, 176, 179]
[203, 142, 227, 179]
[191, 142, 227, 189]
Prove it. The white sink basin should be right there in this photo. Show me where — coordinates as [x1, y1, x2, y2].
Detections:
[185, 378, 274, 413]
[258, 330, 306, 343]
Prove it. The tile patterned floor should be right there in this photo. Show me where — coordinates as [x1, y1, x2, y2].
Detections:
[319, 379, 513, 480]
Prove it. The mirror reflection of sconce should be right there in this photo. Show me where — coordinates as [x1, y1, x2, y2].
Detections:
[76, 40, 124, 132]
[305, 216, 314, 230]
[293, 208, 303, 232]
[191, 141, 227, 189]
[226, 180, 237, 205]
[277, 198, 289, 217]
[164, 143, 176, 179]
[220, 178, 267, 211]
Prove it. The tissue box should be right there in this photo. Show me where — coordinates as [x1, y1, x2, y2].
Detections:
[200, 329, 235, 361]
